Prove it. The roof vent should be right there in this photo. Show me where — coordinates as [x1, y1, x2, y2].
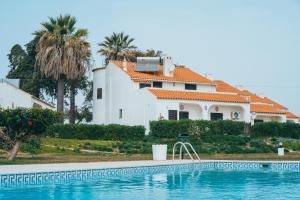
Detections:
[135, 57, 161, 72]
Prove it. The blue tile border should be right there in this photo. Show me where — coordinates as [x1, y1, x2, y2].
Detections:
[1, 161, 300, 187]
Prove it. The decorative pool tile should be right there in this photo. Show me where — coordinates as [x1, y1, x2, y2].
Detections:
[1, 161, 300, 187]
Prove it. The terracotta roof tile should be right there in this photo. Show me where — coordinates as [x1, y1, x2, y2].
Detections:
[148, 89, 249, 103]
[263, 97, 288, 110]
[111, 60, 213, 84]
[213, 80, 243, 94]
[250, 104, 286, 114]
[286, 112, 298, 119]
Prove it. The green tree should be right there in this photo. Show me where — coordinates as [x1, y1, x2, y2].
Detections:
[0, 108, 59, 161]
[6, 38, 57, 98]
[98, 32, 136, 64]
[35, 14, 91, 122]
[126, 49, 163, 61]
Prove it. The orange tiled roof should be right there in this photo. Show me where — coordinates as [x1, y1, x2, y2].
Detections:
[148, 89, 249, 103]
[263, 97, 288, 110]
[213, 80, 243, 94]
[250, 104, 286, 114]
[287, 112, 298, 119]
[298, 117, 300, 122]
[111, 60, 213, 84]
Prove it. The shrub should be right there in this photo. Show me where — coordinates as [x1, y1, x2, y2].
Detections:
[21, 136, 41, 155]
[0, 108, 59, 160]
[253, 122, 300, 139]
[46, 124, 145, 141]
[150, 120, 244, 138]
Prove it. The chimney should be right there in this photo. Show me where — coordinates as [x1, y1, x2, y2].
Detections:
[162, 56, 175, 77]
[122, 57, 128, 71]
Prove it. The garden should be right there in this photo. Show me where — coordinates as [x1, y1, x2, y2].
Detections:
[1, 108, 300, 165]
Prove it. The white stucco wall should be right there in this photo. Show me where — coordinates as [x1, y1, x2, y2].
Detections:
[287, 118, 298, 123]
[93, 63, 157, 132]
[156, 99, 250, 122]
[255, 113, 286, 122]
[134, 81, 216, 92]
[0, 80, 54, 110]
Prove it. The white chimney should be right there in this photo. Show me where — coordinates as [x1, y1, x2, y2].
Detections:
[162, 56, 175, 77]
[122, 57, 128, 71]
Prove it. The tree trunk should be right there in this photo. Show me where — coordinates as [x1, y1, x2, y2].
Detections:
[8, 141, 22, 161]
[57, 78, 65, 123]
[69, 84, 76, 124]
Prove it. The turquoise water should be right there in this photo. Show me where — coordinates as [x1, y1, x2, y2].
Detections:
[1, 169, 300, 200]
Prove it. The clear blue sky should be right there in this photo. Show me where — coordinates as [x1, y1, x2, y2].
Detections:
[1, 0, 299, 115]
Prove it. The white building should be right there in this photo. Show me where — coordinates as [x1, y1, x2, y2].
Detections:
[0, 79, 55, 110]
[93, 57, 251, 131]
[92, 57, 299, 132]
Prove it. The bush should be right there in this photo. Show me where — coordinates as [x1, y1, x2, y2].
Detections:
[150, 120, 244, 138]
[253, 122, 300, 139]
[21, 136, 41, 155]
[46, 124, 145, 141]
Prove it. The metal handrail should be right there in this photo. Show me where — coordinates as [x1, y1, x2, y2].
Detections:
[172, 142, 200, 162]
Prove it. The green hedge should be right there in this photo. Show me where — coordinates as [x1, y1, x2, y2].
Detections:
[150, 120, 245, 138]
[46, 124, 145, 140]
[253, 122, 300, 139]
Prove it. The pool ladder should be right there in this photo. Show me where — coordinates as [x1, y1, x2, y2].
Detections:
[172, 142, 200, 162]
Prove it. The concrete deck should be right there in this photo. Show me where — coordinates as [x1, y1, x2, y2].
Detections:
[0, 160, 300, 175]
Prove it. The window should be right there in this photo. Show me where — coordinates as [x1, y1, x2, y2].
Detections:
[119, 109, 123, 119]
[185, 84, 197, 90]
[139, 83, 151, 89]
[168, 110, 178, 120]
[210, 113, 223, 120]
[97, 88, 102, 99]
[179, 111, 189, 120]
[254, 119, 264, 123]
[153, 81, 163, 88]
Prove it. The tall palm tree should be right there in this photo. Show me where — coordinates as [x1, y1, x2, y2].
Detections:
[98, 32, 136, 64]
[35, 15, 91, 122]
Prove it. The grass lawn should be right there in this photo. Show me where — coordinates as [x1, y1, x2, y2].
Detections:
[1, 152, 300, 165]
[1, 137, 300, 165]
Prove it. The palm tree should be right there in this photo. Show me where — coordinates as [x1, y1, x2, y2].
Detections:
[143, 49, 163, 57]
[35, 15, 91, 122]
[98, 32, 136, 64]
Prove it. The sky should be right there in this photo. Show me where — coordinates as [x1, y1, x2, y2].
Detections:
[0, 0, 299, 115]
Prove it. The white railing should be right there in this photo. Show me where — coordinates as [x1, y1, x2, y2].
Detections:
[172, 142, 200, 162]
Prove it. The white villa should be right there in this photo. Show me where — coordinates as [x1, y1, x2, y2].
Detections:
[0, 79, 55, 110]
[92, 56, 299, 131]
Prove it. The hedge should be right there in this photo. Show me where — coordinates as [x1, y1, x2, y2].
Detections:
[253, 122, 300, 139]
[150, 120, 245, 138]
[46, 124, 145, 140]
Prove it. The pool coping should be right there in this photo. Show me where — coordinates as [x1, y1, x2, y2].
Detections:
[1, 159, 300, 175]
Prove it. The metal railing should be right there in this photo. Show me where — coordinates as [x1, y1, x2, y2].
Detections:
[172, 142, 200, 162]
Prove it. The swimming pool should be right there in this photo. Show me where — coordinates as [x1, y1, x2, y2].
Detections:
[1, 161, 300, 200]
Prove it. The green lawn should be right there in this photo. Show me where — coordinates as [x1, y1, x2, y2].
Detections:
[0, 137, 300, 165]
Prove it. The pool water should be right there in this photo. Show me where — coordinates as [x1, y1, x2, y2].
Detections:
[1, 168, 300, 200]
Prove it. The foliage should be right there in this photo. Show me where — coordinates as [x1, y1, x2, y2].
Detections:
[98, 32, 136, 63]
[46, 124, 145, 140]
[0, 108, 60, 142]
[21, 136, 41, 155]
[253, 122, 300, 138]
[35, 14, 91, 121]
[150, 120, 245, 138]
[6, 39, 57, 98]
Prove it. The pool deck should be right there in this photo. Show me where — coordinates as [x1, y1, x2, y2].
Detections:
[1, 160, 300, 175]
